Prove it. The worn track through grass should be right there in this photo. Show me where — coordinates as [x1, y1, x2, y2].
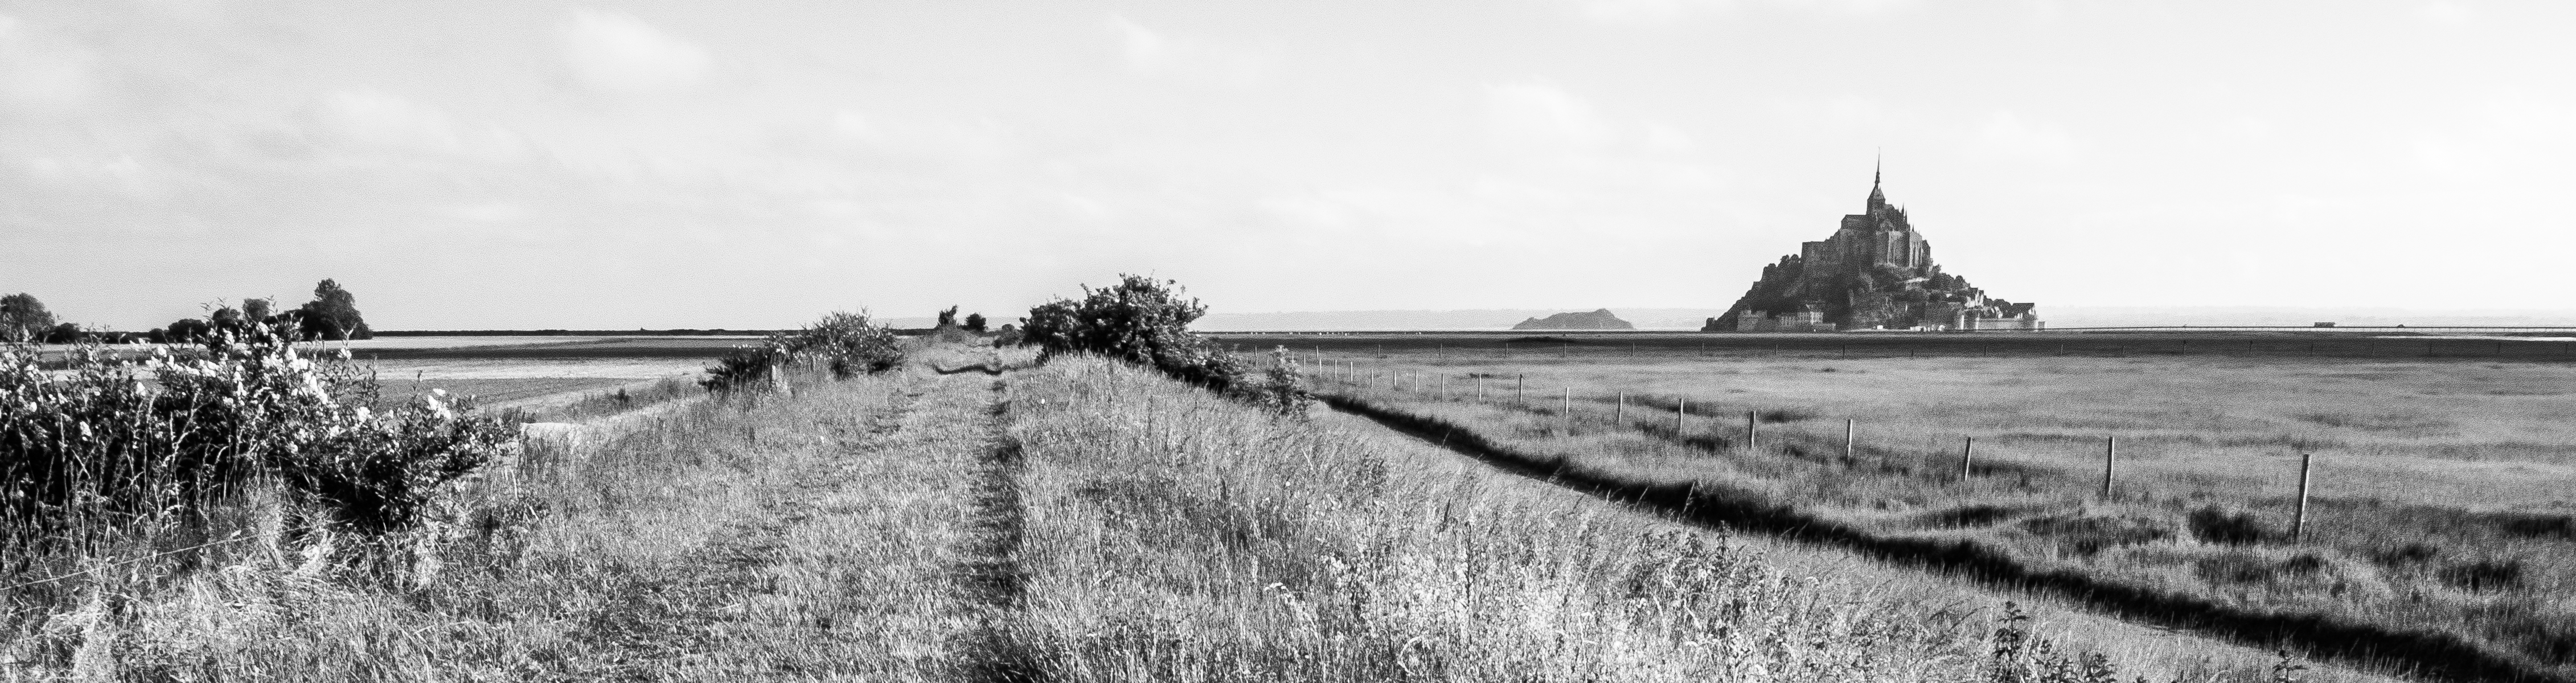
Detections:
[555, 369, 1048, 681]
[957, 379, 1049, 683]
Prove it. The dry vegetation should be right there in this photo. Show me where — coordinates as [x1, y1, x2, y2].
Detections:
[1310, 345, 2576, 681]
[11, 333, 2340, 681]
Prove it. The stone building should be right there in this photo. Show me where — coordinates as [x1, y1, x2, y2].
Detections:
[1707, 166, 2040, 332]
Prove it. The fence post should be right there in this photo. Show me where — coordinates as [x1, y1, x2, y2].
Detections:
[1615, 391, 1625, 423]
[2100, 436, 2117, 499]
[1745, 410, 1758, 450]
[1959, 436, 1975, 480]
[1843, 419, 1856, 464]
[2293, 452, 2315, 543]
[1477, 375, 1485, 400]
[1676, 397, 1688, 436]
[1516, 375, 1525, 406]
[1562, 387, 1572, 435]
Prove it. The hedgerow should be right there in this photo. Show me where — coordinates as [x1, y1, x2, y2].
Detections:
[702, 311, 908, 392]
[1, 321, 514, 552]
[1019, 274, 1310, 417]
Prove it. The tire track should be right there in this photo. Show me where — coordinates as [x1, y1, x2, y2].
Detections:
[953, 377, 1049, 683]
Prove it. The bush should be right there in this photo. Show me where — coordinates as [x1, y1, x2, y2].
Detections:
[1, 321, 514, 547]
[702, 312, 907, 392]
[1019, 274, 1307, 416]
[39, 322, 83, 344]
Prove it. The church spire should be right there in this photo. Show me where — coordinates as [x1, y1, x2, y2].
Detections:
[1867, 154, 1887, 211]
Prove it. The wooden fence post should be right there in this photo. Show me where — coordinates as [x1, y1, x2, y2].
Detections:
[2293, 452, 2315, 543]
[2101, 436, 2117, 499]
[1745, 410, 1759, 450]
[1516, 375, 1525, 406]
[1615, 391, 1625, 423]
[1959, 437, 1975, 480]
[1476, 375, 1485, 400]
[1561, 387, 1572, 435]
[1843, 419, 1856, 464]
[1675, 397, 1688, 436]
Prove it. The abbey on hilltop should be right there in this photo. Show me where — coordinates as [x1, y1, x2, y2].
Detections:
[1706, 165, 2040, 332]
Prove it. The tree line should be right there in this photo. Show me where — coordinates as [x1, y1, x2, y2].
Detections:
[0, 279, 372, 344]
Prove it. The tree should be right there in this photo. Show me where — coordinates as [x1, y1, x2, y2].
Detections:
[936, 306, 961, 329]
[0, 293, 55, 343]
[963, 312, 988, 333]
[210, 305, 244, 331]
[241, 298, 273, 324]
[297, 279, 371, 340]
[41, 322, 84, 344]
[166, 318, 213, 343]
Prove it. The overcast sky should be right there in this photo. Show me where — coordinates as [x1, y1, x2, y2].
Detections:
[3, 1, 2570, 330]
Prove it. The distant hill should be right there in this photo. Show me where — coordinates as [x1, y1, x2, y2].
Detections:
[1512, 309, 1634, 330]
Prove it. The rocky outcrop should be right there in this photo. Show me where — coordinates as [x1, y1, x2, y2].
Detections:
[1514, 309, 1634, 330]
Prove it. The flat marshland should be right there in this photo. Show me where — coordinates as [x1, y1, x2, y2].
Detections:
[6, 340, 2356, 681]
[1297, 335, 2576, 681]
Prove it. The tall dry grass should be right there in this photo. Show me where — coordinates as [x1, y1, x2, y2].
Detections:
[0, 343, 1028, 680]
[991, 355, 2213, 681]
[1312, 351, 2574, 681]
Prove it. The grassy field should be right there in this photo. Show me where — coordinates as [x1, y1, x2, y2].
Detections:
[1305, 339, 2576, 681]
[10, 341, 2365, 681]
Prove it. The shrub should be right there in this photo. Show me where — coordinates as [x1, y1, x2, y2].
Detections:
[1247, 346, 1314, 419]
[165, 317, 212, 343]
[40, 322, 83, 344]
[1018, 275, 1310, 416]
[296, 278, 372, 341]
[702, 312, 907, 392]
[2, 321, 513, 547]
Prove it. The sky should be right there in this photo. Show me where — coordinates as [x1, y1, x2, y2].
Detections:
[3, 0, 2572, 330]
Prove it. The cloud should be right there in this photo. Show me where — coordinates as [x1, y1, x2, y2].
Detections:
[310, 88, 522, 161]
[0, 14, 97, 111]
[1105, 16, 1270, 87]
[1547, 0, 1914, 23]
[822, 109, 1015, 163]
[1968, 110, 2081, 163]
[2415, 2, 2472, 26]
[1485, 81, 1615, 153]
[560, 10, 711, 93]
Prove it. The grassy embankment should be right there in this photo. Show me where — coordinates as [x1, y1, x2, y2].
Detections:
[1311, 347, 2576, 682]
[3, 344, 1021, 679]
[9, 342, 2343, 681]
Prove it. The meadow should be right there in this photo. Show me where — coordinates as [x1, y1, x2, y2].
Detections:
[5, 333, 2361, 681]
[1298, 335, 2576, 681]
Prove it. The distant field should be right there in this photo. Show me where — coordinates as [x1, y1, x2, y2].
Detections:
[348, 336, 728, 410]
[1211, 329, 2576, 362]
[1306, 335, 2576, 680]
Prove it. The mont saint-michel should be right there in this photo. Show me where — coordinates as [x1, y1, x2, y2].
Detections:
[1707, 169, 2040, 332]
